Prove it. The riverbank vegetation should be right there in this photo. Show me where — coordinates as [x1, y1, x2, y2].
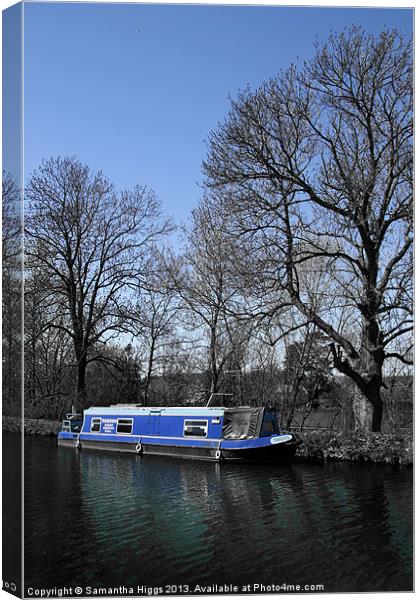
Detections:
[3, 27, 412, 440]
[296, 431, 413, 466]
[2, 416, 412, 466]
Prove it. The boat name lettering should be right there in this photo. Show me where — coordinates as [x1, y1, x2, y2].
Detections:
[270, 435, 292, 444]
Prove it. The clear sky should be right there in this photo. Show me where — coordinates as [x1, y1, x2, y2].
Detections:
[20, 2, 413, 224]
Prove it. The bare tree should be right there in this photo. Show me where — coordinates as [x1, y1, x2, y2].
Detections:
[26, 156, 172, 410]
[203, 27, 413, 431]
[283, 328, 332, 428]
[86, 343, 143, 407]
[2, 172, 22, 415]
[24, 262, 75, 416]
[166, 195, 250, 401]
[135, 282, 179, 405]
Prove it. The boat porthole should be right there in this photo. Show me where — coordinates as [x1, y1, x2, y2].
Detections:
[136, 442, 142, 454]
[215, 449, 222, 461]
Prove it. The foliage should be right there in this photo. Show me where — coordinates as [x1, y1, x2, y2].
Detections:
[297, 431, 413, 465]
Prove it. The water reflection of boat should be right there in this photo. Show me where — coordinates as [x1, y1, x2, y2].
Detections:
[58, 400, 300, 462]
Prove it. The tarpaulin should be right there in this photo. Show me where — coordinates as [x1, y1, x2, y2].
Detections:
[222, 407, 265, 440]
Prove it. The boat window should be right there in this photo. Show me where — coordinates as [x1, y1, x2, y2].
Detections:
[62, 420, 71, 432]
[260, 412, 280, 437]
[91, 418, 101, 432]
[184, 420, 208, 437]
[116, 418, 133, 434]
[70, 420, 82, 433]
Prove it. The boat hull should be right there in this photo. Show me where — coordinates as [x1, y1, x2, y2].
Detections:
[220, 440, 299, 462]
[57, 435, 300, 462]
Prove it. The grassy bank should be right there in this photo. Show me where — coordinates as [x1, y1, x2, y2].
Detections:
[2, 416, 60, 436]
[296, 431, 413, 466]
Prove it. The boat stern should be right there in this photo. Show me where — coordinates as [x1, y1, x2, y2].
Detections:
[57, 413, 83, 448]
[221, 432, 300, 461]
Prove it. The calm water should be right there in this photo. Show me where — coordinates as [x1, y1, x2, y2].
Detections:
[16, 434, 413, 593]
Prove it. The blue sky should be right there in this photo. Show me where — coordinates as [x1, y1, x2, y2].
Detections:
[20, 3, 413, 224]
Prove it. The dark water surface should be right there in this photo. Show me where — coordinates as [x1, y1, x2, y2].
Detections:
[17, 433, 412, 593]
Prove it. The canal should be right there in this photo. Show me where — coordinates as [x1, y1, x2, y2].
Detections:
[15, 433, 413, 593]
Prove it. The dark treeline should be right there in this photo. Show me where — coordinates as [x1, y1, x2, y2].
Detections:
[21, 337, 414, 435]
[3, 27, 413, 434]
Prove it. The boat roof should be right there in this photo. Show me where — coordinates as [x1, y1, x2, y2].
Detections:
[84, 406, 227, 417]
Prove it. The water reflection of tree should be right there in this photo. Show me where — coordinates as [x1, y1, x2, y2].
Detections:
[175, 461, 412, 591]
[75, 455, 215, 586]
[30, 450, 412, 592]
[288, 462, 412, 591]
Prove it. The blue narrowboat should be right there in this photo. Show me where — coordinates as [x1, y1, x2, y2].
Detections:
[58, 402, 300, 462]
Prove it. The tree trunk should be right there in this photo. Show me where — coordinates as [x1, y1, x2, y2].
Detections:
[352, 389, 373, 433]
[144, 337, 156, 406]
[75, 353, 87, 412]
[332, 311, 385, 433]
[370, 388, 383, 432]
[341, 395, 355, 437]
[209, 323, 219, 398]
[352, 382, 383, 433]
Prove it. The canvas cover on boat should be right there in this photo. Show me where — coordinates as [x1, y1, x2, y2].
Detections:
[222, 407, 265, 440]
